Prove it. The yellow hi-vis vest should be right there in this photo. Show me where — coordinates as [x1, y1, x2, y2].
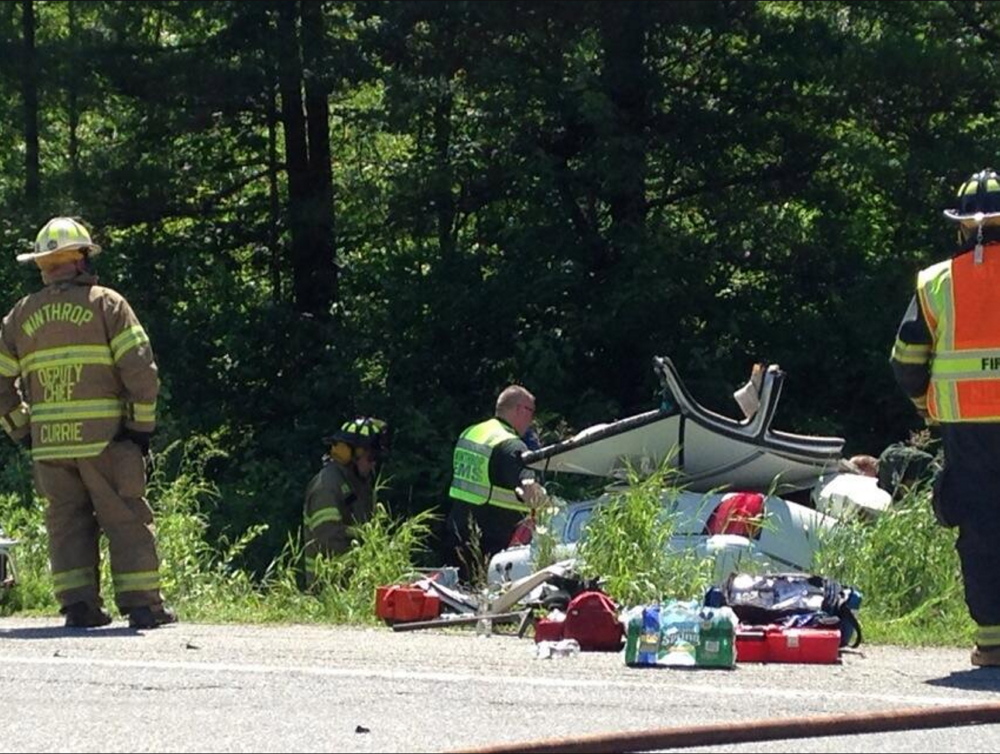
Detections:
[449, 417, 527, 512]
[918, 248, 1000, 422]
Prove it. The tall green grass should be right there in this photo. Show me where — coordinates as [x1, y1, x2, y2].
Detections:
[0, 486, 55, 613]
[0, 436, 436, 624]
[0, 436, 976, 646]
[812, 482, 969, 646]
[575, 466, 714, 606]
[564, 458, 971, 647]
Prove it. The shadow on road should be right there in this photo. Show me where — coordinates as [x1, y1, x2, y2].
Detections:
[927, 669, 1000, 692]
[0, 625, 141, 640]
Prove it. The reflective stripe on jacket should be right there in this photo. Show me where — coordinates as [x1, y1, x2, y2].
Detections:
[918, 247, 1000, 421]
[302, 458, 374, 582]
[0, 277, 158, 459]
[449, 417, 526, 511]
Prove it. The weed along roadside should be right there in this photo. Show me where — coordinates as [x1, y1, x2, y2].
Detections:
[360, 356, 973, 753]
[358, 476, 980, 752]
[0, 358, 964, 652]
[0, 395, 984, 751]
[370, 358, 962, 659]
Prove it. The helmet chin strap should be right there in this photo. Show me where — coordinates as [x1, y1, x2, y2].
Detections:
[976, 221, 985, 265]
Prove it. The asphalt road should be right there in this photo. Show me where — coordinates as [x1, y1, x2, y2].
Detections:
[1, 616, 1000, 753]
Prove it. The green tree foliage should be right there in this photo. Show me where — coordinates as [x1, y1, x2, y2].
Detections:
[0, 0, 997, 573]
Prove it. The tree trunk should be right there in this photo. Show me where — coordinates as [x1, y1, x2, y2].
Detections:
[599, 0, 648, 265]
[67, 1, 81, 197]
[275, 0, 335, 317]
[432, 86, 456, 260]
[267, 69, 283, 304]
[300, 0, 337, 309]
[21, 0, 39, 213]
[276, 0, 315, 315]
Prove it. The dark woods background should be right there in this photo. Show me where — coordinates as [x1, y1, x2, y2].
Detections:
[0, 0, 989, 570]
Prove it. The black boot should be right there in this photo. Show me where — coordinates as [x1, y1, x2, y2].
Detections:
[62, 602, 113, 628]
[128, 605, 178, 629]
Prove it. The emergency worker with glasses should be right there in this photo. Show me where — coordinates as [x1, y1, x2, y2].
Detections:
[446, 385, 546, 581]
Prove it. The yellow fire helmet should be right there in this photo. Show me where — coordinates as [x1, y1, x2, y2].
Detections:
[325, 417, 390, 463]
[17, 217, 102, 265]
[943, 168, 1000, 223]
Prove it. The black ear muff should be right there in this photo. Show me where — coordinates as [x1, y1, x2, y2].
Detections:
[331, 442, 353, 464]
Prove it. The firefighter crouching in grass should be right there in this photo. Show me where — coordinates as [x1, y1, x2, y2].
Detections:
[0, 217, 175, 629]
[303, 417, 389, 589]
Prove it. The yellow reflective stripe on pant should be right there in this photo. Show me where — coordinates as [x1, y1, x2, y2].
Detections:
[976, 625, 1000, 648]
[52, 566, 97, 594]
[305, 553, 338, 579]
[113, 570, 161, 594]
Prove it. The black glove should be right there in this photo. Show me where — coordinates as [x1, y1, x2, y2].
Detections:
[17, 434, 31, 451]
[119, 428, 153, 457]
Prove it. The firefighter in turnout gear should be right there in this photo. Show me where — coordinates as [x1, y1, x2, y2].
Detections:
[0, 217, 175, 629]
[890, 169, 1000, 667]
[445, 384, 546, 580]
[303, 417, 388, 588]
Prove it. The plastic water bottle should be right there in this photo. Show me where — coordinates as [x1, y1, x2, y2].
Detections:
[696, 606, 737, 668]
[535, 639, 580, 659]
[624, 606, 661, 667]
[476, 614, 493, 638]
[475, 589, 492, 638]
[554, 638, 580, 658]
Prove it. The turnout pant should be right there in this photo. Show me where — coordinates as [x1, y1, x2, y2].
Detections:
[938, 424, 1000, 644]
[34, 439, 164, 613]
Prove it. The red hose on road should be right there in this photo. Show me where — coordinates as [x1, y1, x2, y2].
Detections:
[448, 701, 1000, 754]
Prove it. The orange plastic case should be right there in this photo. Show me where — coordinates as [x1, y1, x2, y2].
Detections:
[375, 586, 441, 623]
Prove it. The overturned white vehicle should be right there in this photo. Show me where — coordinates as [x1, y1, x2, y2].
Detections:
[488, 356, 890, 585]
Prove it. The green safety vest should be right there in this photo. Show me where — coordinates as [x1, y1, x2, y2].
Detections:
[448, 417, 527, 512]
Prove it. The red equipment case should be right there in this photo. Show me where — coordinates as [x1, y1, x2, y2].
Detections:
[375, 585, 441, 623]
[736, 625, 840, 664]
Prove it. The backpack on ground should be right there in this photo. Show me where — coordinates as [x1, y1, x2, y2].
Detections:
[713, 571, 863, 648]
[561, 590, 625, 651]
